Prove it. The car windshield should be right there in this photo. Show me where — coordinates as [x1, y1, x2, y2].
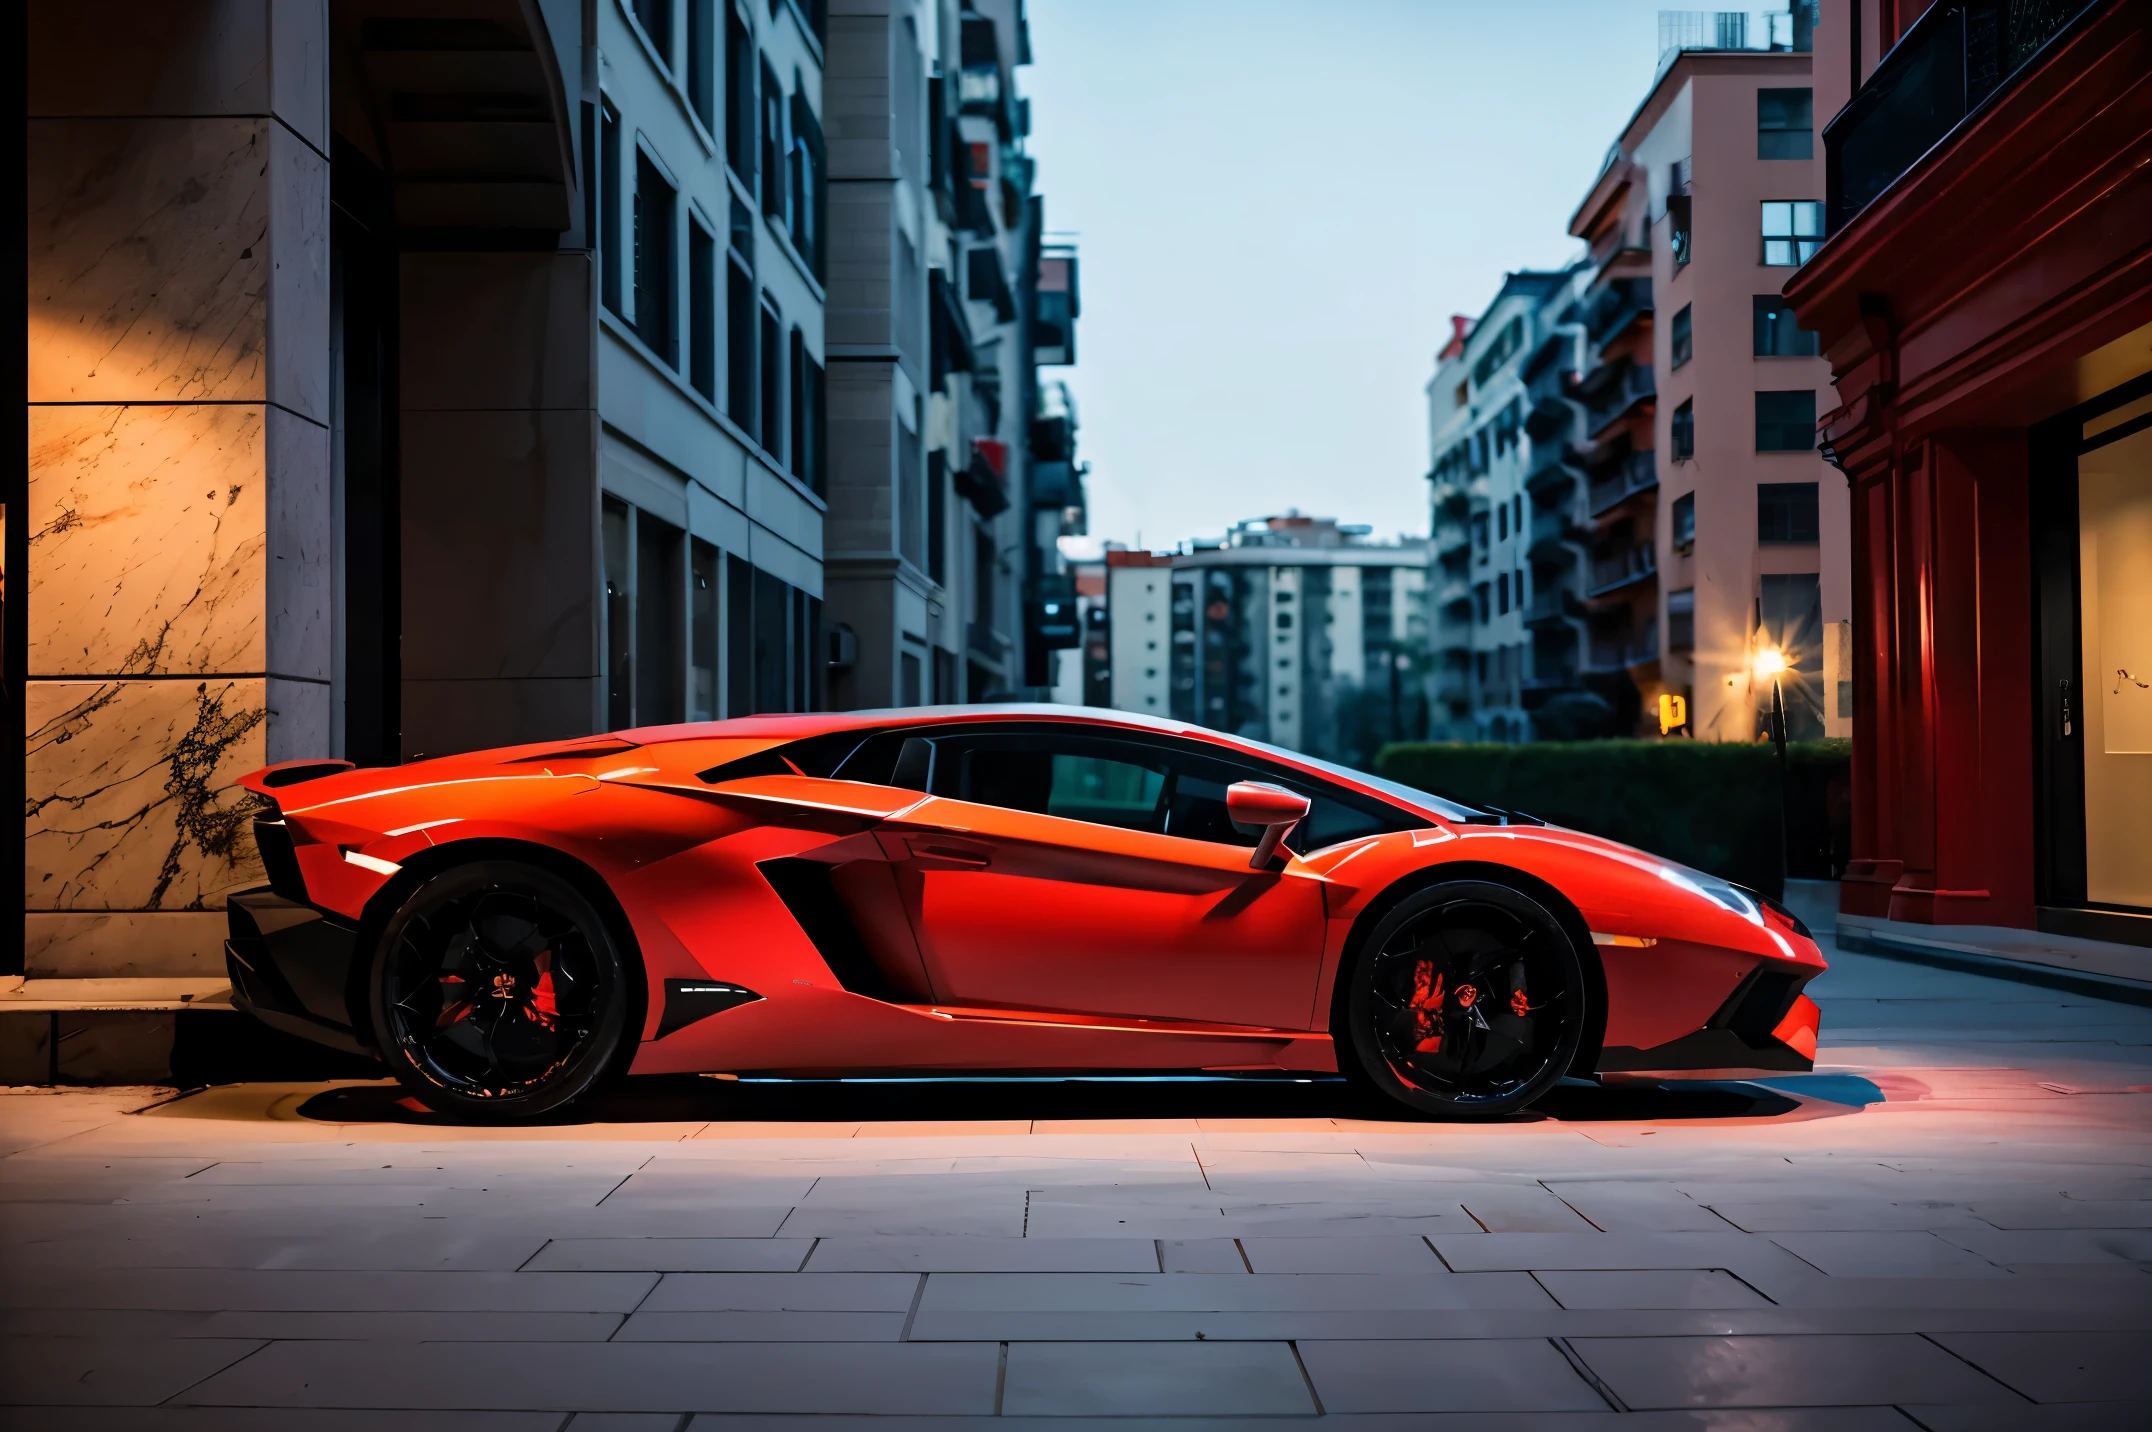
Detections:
[1221, 732, 1492, 825]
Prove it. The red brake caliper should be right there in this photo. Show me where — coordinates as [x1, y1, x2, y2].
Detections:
[529, 951, 559, 1029]
[1408, 962, 1446, 1053]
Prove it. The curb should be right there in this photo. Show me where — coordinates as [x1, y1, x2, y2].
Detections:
[1834, 928, 2152, 1009]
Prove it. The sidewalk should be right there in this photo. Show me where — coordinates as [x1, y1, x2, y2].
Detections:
[1831, 910, 2152, 1007]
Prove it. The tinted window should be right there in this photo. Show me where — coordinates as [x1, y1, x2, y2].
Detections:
[933, 735, 1168, 833]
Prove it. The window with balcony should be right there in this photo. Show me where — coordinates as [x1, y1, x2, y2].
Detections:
[1671, 304, 1692, 369]
[1668, 586, 1695, 650]
[1761, 201, 1824, 265]
[1672, 491, 1695, 553]
[633, 151, 677, 365]
[1672, 399, 1695, 460]
[1758, 87, 1813, 160]
[1758, 482, 1821, 544]
[1753, 295, 1820, 356]
[1755, 390, 1816, 452]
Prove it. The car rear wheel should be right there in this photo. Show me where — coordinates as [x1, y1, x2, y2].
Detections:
[1344, 880, 1586, 1120]
[368, 861, 632, 1121]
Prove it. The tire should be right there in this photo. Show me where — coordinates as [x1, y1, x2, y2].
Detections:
[367, 860, 633, 1122]
[1342, 880, 1587, 1120]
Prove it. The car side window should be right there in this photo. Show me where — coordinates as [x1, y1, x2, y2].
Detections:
[1149, 745, 1403, 854]
[929, 733, 1169, 833]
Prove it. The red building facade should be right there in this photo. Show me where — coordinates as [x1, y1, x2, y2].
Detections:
[1787, 0, 2151, 942]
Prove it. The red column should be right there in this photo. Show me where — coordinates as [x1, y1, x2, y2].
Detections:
[1841, 461, 1901, 917]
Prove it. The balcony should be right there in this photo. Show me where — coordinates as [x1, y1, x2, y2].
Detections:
[1525, 448, 1579, 502]
[1825, 0, 2099, 233]
[1586, 543, 1658, 599]
[1582, 277, 1653, 347]
[1524, 587, 1586, 630]
[1527, 507, 1586, 561]
[1434, 521, 1471, 559]
[1588, 450, 1659, 518]
[1582, 359, 1656, 437]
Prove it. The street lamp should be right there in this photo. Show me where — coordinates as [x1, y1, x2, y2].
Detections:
[1755, 646, 1792, 888]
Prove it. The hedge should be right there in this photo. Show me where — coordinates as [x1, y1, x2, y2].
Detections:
[1372, 739, 1852, 898]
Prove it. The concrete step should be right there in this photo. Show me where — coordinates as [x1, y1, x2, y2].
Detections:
[0, 977, 378, 1086]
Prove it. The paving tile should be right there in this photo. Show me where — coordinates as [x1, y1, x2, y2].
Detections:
[802, 1236, 1157, 1272]
[1969, 1199, 2152, 1229]
[1161, 1239, 1245, 1272]
[1903, 1403, 2152, 1431]
[915, 1271, 1552, 1313]
[637, 1272, 920, 1311]
[1238, 1236, 1447, 1274]
[1703, 1197, 1992, 1232]
[1459, 1186, 1600, 1232]
[1, 1231, 552, 1271]
[0, 1335, 264, 1407]
[1569, 1334, 2014, 1407]
[3, 1414, 565, 1431]
[614, 1310, 908, 1340]
[1000, 1339, 1314, 1416]
[173, 1339, 1002, 1412]
[565, 1418, 691, 1431]
[1934, 1227, 2152, 1265]
[1542, 1182, 1732, 1232]
[1431, 1232, 1785, 1273]
[1931, 1331, 2152, 1403]
[1767, 1231, 2009, 1278]
[526, 1238, 812, 1272]
[1297, 1336, 1607, 1412]
[1533, 1270, 1771, 1310]
[2, 1267, 657, 1312]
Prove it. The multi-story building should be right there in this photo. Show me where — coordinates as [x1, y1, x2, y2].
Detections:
[1570, 4, 1850, 741]
[1105, 518, 1429, 768]
[1425, 269, 1589, 740]
[20, 2, 831, 1014]
[822, 0, 1080, 708]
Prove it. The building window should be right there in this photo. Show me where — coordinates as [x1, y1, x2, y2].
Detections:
[1497, 571, 1510, 615]
[1753, 295, 1820, 356]
[973, 525, 995, 628]
[1761, 201, 1824, 266]
[788, 88, 825, 278]
[689, 218, 717, 400]
[1757, 87, 1813, 160]
[1667, 159, 1693, 269]
[603, 498, 632, 730]
[727, 255, 754, 432]
[1672, 399, 1695, 460]
[788, 327, 823, 492]
[725, 5, 755, 188]
[691, 538, 719, 719]
[760, 60, 786, 223]
[1671, 304, 1693, 369]
[633, 151, 677, 365]
[725, 552, 752, 716]
[759, 299, 783, 461]
[927, 452, 948, 584]
[1758, 482, 1821, 544]
[634, 0, 673, 67]
[1496, 504, 1507, 542]
[1755, 389, 1817, 451]
[600, 101, 624, 317]
[687, 0, 715, 131]
[1668, 586, 1695, 651]
[636, 510, 684, 723]
[1672, 491, 1695, 553]
[1474, 582, 1490, 624]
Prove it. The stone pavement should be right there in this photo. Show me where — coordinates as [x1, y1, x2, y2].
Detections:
[4, 939, 2151, 1429]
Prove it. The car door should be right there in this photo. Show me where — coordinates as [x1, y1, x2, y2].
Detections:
[876, 726, 1333, 1030]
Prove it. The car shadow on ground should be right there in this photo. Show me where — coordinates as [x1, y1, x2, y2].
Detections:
[288, 1074, 1828, 1127]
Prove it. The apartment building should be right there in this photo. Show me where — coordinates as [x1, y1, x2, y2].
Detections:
[19, 1, 830, 1005]
[1572, 5, 1851, 742]
[822, 0, 1082, 708]
[1106, 518, 1430, 769]
[1425, 269, 1592, 740]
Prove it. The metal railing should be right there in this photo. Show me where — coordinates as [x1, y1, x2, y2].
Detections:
[1587, 544, 1658, 597]
[1587, 451, 1659, 517]
[1824, 0, 2097, 233]
[1585, 360, 1656, 436]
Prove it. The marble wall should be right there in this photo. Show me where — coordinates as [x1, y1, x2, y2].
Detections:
[25, 3, 331, 979]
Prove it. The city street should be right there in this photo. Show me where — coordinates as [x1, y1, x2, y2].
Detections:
[3, 940, 2150, 1428]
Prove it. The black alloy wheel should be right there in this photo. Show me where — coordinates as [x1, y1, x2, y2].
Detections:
[1345, 880, 1586, 1119]
[369, 861, 632, 1121]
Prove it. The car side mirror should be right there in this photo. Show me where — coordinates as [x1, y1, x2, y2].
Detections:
[1227, 781, 1310, 871]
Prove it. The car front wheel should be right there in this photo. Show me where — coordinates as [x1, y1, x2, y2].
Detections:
[368, 860, 633, 1121]
[1344, 880, 1586, 1119]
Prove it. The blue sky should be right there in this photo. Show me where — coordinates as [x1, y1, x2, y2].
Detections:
[1022, 0, 1681, 549]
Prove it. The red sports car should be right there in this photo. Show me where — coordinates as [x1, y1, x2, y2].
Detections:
[226, 706, 1823, 1122]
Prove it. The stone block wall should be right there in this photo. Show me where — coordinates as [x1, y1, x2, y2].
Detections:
[24, 2, 332, 979]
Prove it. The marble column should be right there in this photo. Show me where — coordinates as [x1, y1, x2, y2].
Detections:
[25, 2, 331, 978]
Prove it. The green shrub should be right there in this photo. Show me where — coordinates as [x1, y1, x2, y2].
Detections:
[1372, 739, 1851, 898]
